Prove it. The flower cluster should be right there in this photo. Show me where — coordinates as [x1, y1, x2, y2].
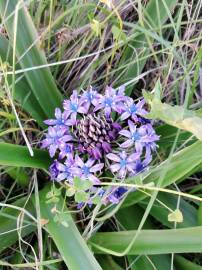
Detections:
[41, 86, 159, 206]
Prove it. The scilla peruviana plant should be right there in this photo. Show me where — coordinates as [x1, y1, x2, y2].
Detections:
[41, 86, 159, 207]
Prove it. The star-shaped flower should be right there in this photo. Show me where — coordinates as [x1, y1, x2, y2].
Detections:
[106, 151, 139, 178]
[71, 156, 104, 184]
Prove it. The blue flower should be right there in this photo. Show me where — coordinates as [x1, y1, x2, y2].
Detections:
[41, 126, 73, 157]
[119, 120, 159, 153]
[106, 151, 140, 179]
[93, 86, 126, 116]
[71, 156, 104, 184]
[63, 90, 88, 123]
[121, 98, 147, 121]
[107, 187, 128, 204]
[44, 108, 70, 128]
[80, 87, 102, 111]
[56, 154, 75, 182]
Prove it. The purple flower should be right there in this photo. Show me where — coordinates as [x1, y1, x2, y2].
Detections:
[44, 108, 70, 128]
[71, 156, 104, 184]
[121, 98, 147, 121]
[106, 151, 140, 178]
[119, 120, 159, 153]
[49, 160, 60, 179]
[59, 143, 73, 159]
[94, 86, 125, 116]
[63, 90, 88, 122]
[107, 187, 127, 204]
[56, 154, 74, 182]
[41, 85, 160, 207]
[41, 126, 73, 157]
[80, 87, 102, 111]
[144, 124, 159, 156]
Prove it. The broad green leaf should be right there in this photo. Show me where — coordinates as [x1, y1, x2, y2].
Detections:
[116, 205, 172, 270]
[174, 255, 202, 270]
[140, 193, 198, 228]
[97, 255, 123, 270]
[144, 89, 202, 141]
[0, 0, 63, 119]
[5, 167, 29, 186]
[156, 124, 194, 151]
[0, 143, 50, 169]
[37, 185, 102, 270]
[90, 226, 202, 255]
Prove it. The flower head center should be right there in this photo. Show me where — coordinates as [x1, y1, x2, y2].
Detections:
[130, 104, 137, 113]
[82, 165, 90, 175]
[70, 103, 78, 112]
[120, 159, 127, 167]
[132, 132, 140, 141]
[104, 98, 113, 107]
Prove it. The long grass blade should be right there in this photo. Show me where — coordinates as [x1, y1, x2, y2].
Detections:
[0, 35, 46, 127]
[118, 0, 177, 94]
[90, 226, 202, 255]
[0, 0, 63, 119]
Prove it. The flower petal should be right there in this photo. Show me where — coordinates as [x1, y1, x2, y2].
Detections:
[75, 155, 84, 167]
[120, 139, 134, 148]
[119, 129, 131, 138]
[55, 108, 62, 119]
[110, 163, 121, 172]
[128, 120, 136, 133]
[90, 163, 104, 173]
[57, 173, 67, 181]
[118, 167, 126, 179]
[88, 174, 100, 184]
[49, 144, 57, 157]
[85, 159, 95, 168]
[127, 153, 140, 162]
[44, 119, 57, 125]
[106, 153, 120, 162]
[120, 111, 130, 121]
[70, 167, 82, 176]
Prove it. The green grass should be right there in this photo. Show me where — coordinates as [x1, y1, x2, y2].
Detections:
[0, 0, 202, 269]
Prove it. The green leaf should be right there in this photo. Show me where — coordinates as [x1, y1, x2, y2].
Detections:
[75, 190, 89, 203]
[140, 193, 198, 228]
[174, 255, 202, 270]
[0, 35, 46, 127]
[145, 85, 202, 140]
[90, 226, 202, 255]
[197, 202, 202, 226]
[66, 187, 76, 197]
[38, 185, 102, 270]
[73, 177, 92, 190]
[168, 209, 183, 223]
[91, 19, 102, 37]
[0, 0, 63, 119]
[0, 143, 50, 169]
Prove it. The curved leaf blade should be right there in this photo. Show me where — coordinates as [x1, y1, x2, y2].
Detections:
[90, 227, 202, 255]
[0, 143, 50, 169]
